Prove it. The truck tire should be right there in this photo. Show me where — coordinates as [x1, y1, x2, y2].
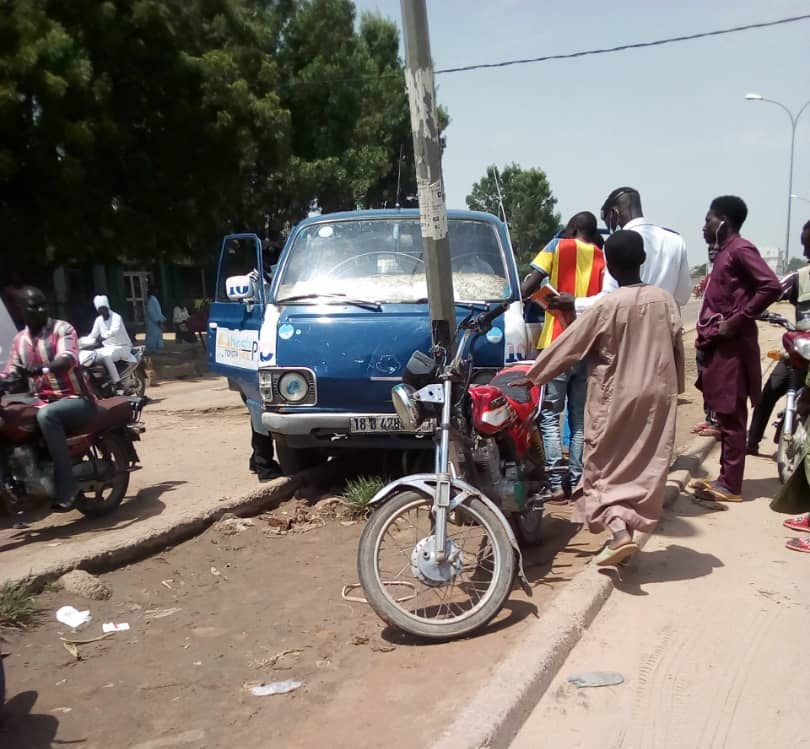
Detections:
[275, 444, 325, 475]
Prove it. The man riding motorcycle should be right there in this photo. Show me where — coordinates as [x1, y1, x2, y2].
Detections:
[81, 295, 134, 390]
[0, 287, 96, 511]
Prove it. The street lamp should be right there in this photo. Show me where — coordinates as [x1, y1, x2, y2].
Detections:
[792, 193, 810, 206]
[745, 92, 810, 260]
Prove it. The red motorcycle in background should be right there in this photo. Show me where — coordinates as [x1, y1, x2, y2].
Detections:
[761, 311, 810, 483]
[0, 369, 146, 520]
[357, 302, 558, 640]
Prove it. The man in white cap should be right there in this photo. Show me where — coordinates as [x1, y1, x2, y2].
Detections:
[83, 295, 133, 387]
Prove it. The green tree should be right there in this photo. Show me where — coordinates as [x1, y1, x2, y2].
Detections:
[787, 257, 805, 273]
[0, 0, 439, 272]
[466, 163, 560, 266]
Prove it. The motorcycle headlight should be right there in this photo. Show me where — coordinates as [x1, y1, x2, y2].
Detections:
[278, 372, 309, 403]
[392, 383, 421, 431]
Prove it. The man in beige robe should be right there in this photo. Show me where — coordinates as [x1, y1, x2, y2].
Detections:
[514, 229, 682, 565]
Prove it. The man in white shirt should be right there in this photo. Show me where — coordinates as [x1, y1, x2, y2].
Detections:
[550, 187, 691, 315]
[82, 295, 133, 385]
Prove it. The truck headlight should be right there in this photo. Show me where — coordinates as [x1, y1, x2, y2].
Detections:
[278, 372, 309, 403]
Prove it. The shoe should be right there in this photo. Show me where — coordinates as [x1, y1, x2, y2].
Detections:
[545, 489, 569, 505]
[51, 496, 76, 513]
[746, 443, 760, 456]
[783, 514, 810, 532]
[693, 480, 742, 503]
[257, 461, 283, 482]
[785, 536, 810, 553]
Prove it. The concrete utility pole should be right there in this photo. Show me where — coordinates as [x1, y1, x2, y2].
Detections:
[400, 0, 455, 353]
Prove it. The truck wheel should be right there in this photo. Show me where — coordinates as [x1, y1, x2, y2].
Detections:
[275, 445, 326, 475]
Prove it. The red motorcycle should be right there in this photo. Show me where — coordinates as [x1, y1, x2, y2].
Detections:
[0, 372, 146, 519]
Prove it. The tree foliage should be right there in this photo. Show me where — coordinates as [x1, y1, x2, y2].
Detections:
[0, 0, 441, 272]
[466, 163, 560, 265]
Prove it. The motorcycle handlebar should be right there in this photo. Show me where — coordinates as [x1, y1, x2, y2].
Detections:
[473, 302, 510, 333]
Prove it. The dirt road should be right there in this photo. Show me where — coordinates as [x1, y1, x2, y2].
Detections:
[511, 444, 808, 749]
[0, 317, 789, 748]
[1, 498, 604, 749]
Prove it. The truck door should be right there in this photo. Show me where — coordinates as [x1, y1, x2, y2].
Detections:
[207, 233, 265, 403]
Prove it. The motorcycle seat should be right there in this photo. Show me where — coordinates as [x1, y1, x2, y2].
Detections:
[91, 396, 133, 432]
[490, 368, 533, 405]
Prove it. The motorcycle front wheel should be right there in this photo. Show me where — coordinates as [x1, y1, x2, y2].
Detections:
[357, 490, 515, 641]
[777, 413, 809, 484]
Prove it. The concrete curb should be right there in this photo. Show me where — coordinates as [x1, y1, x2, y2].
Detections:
[432, 567, 613, 749]
[430, 351, 779, 749]
[2, 460, 341, 590]
[429, 428, 717, 749]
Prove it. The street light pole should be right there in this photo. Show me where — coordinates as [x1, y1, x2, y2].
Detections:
[745, 93, 810, 261]
[401, 0, 455, 354]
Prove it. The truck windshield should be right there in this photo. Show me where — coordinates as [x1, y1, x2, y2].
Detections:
[275, 218, 511, 304]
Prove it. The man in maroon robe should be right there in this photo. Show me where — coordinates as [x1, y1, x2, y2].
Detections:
[693, 196, 781, 501]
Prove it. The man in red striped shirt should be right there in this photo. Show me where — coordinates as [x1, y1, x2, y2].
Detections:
[521, 212, 606, 500]
[1, 287, 96, 510]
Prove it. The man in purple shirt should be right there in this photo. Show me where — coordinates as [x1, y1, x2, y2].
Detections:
[692, 196, 782, 502]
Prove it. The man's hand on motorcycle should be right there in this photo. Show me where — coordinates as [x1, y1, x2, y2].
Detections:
[547, 292, 575, 311]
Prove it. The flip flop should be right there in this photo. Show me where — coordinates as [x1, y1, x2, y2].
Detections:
[595, 542, 639, 567]
[785, 536, 810, 553]
[694, 481, 742, 503]
[690, 495, 729, 512]
[690, 479, 712, 491]
[691, 421, 711, 433]
[698, 426, 721, 438]
[784, 514, 810, 533]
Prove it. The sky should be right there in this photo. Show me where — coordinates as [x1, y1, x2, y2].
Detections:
[354, 0, 810, 265]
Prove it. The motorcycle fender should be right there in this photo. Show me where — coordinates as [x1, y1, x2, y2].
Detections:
[368, 473, 532, 596]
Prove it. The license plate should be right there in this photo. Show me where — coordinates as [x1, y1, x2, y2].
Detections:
[349, 415, 434, 434]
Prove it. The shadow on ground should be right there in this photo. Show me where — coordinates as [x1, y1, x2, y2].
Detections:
[0, 691, 63, 749]
[0, 482, 182, 554]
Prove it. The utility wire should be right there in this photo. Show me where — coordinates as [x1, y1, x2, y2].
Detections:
[283, 13, 810, 87]
[435, 13, 810, 75]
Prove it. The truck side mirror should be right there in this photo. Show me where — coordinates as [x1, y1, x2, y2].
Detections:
[225, 275, 256, 303]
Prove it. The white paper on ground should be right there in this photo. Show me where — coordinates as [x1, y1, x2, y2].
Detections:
[102, 622, 130, 633]
[56, 606, 91, 629]
[250, 680, 303, 696]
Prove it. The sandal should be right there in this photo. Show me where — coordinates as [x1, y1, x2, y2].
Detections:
[785, 536, 810, 553]
[690, 479, 712, 491]
[694, 480, 742, 503]
[691, 421, 711, 434]
[698, 426, 721, 438]
[595, 542, 639, 567]
[783, 514, 810, 533]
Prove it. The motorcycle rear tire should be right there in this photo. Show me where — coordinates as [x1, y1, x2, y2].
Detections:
[74, 433, 131, 517]
[357, 490, 515, 641]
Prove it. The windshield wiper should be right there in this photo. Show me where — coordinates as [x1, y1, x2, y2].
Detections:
[275, 293, 382, 311]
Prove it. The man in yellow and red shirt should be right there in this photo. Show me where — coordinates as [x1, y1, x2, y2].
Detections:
[521, 212, 605, 500]
[1, 287, 96, 510]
